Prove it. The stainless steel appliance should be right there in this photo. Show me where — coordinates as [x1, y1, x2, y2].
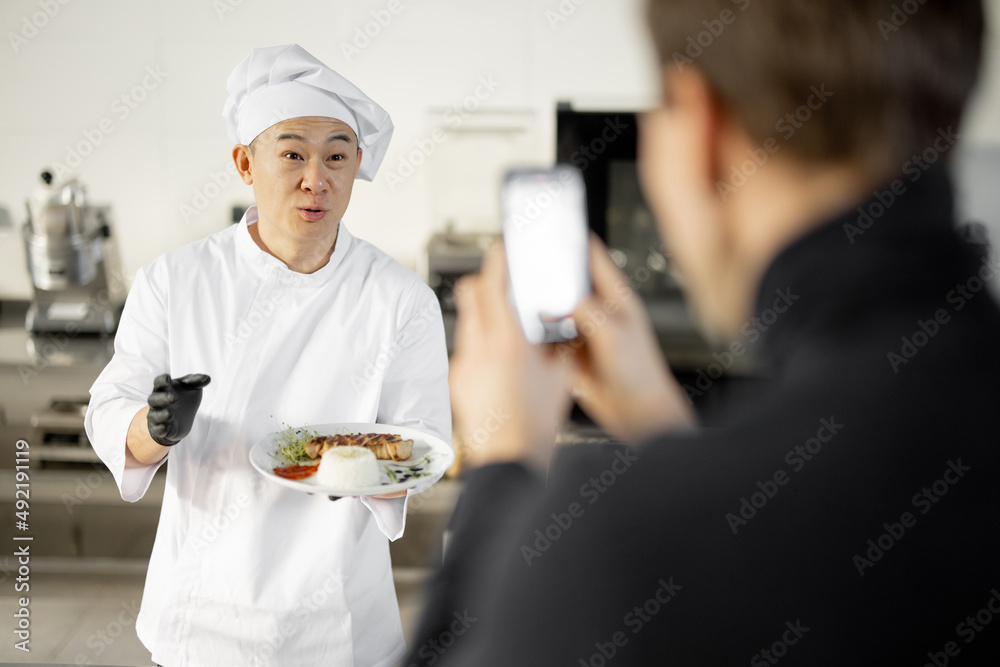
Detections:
[427, 231, 498, 312]
[22, 171, 125, 334]
[426, 230, 499, 354]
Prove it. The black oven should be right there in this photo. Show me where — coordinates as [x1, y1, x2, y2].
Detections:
[555, 104, 681, 299]
[556, 104, 757, 418]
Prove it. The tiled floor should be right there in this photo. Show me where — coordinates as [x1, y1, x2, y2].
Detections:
[0, 568, 154, 666]
[0, 455, 457, 667]
[0, 565, 428, 666]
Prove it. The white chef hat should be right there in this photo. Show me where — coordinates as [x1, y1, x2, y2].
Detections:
[222, 44, 393, 181]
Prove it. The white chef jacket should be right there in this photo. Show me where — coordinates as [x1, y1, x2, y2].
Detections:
[85, 206, 451, 667]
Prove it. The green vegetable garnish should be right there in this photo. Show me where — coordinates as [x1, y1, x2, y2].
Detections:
[270, 426, 318, 466]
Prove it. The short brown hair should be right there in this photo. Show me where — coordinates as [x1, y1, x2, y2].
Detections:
[646, 0, 984, 178]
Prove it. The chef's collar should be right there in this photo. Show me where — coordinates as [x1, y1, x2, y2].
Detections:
[234, 205, 353, 286]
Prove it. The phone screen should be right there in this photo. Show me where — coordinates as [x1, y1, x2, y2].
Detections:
[501, 165, 590, 344]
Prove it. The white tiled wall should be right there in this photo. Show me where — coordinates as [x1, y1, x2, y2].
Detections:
[0, 0, 997, 299]
[0, 0, 656, 299]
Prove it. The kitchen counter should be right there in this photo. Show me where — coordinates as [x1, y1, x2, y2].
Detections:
[0, 300, 112, 428]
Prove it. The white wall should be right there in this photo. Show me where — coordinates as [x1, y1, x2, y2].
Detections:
[0, 0, 997, 299]
[966, 0, 1000, 144]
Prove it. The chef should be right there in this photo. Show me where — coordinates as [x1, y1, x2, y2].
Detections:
[84, 44, 451, 666]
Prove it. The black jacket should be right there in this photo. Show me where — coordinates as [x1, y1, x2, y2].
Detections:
[408, 166, 1000, 665]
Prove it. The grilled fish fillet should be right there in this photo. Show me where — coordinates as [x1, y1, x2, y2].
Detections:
[305, 433, 414, 462]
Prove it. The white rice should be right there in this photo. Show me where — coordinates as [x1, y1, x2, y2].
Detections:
[317, 446, 381, 488]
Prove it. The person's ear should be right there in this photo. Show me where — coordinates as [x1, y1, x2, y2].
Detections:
[355, 147, 363, 179]
[233, 145, 254, 185]
[660, 66, 725, 195]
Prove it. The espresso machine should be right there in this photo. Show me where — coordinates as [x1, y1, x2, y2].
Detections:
[22, 170, 125, 334]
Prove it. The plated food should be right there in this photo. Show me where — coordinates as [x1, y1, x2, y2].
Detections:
[249, 422, 454, 497]
[271, 431, 417, 481]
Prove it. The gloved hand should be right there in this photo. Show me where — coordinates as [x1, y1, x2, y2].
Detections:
[146, 373, 211, 446]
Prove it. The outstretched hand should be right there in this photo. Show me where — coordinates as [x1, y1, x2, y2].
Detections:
[147, 373, 211, 446]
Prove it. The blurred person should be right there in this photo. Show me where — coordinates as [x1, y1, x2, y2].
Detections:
[85, 44, 450, 666]
[408, 0, 1000, 664]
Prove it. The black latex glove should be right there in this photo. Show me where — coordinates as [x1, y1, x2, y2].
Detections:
[146, 373, 211, 446]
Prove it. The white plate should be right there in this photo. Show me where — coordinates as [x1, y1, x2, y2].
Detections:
[249, 422, 454, 497]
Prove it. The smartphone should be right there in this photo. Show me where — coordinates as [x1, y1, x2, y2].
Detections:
[501, 165, 591, 344]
